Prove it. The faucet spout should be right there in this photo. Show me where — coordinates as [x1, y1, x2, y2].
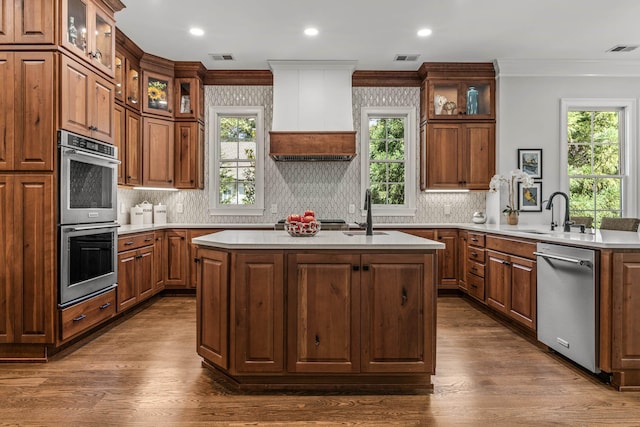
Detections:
[545, 191, 572, 232]
[364, 189, 373, 236]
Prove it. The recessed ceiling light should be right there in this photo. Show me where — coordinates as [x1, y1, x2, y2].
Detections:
[190, 27, 205, 36]
[417, 28, 432, 37]
[304, 27, 319, 36]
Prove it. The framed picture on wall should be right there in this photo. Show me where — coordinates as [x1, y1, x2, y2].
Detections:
[518, 149, 542, 179]
[518, 181, 543, 212]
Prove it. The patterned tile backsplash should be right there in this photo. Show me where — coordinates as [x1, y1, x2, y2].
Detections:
[117, 85, 486, 225]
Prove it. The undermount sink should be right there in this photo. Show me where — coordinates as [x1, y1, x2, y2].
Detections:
[343, 231, 389, 236]
[517, 229, 551, 235]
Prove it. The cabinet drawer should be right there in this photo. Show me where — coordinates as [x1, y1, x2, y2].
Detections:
[468, 246, 485, 262]
[118, 232, 154, 252]
[467, 273, 485, 301]
[60, 289, 116, 341]
[468, 260, 485, 278]
[486, 235, 537, 260]
[467, 232, 485, 247]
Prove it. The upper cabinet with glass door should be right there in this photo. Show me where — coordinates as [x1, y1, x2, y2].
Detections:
[61, 0, 116, 78]
[174, 77, 204, 121]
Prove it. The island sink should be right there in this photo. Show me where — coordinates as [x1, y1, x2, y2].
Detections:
[343, 230, 388, 236]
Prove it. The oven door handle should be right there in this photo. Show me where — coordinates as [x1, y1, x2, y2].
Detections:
[65, 223, 121, 232]
[65, 149, 121, 165]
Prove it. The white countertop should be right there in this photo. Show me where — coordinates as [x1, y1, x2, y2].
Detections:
[118, 222, 640, 250]
[192, 230, 445, 250]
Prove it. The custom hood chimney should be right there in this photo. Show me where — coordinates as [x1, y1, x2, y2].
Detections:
[269, 60, 357, 161]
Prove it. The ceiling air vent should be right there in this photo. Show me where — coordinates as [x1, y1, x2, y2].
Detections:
[394, 54, 420, 62]
[209, 53, 235, 61]
[606, 45, 638, 53]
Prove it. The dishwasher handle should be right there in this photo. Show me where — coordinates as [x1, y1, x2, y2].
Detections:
[534, 251, 592, 268]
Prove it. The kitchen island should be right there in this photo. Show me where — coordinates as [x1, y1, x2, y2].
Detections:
[192, 230, 444, 392]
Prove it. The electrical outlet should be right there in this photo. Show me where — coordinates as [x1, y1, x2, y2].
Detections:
[348, 204, 355, 214]
[176, 203, 184, 214]
[120, 202, 125, 214]
[270, 204, 278, 214]
[444, 204, 451, 215]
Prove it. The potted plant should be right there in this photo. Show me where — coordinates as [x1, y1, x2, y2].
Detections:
[489, 170, 534, 225]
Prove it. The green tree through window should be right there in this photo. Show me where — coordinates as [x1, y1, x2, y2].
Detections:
[218, 117, 257, 205]
[567, 110, 622, 227]
[368, 117, 406, 205]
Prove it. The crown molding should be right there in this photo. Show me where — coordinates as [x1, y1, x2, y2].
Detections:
[495, 58, 640, 78]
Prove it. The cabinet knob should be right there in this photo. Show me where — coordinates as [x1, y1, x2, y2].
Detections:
[362, 264, 370, 271]
[168, 179, 173, 183]
[352, 265, 360, 271]
[315, 335, 320, 346]
[401, 288, 408, 306]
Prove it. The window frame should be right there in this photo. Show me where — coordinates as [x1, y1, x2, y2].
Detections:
[360, 107, 417, 216]
[209, 106, 265, 216]
[560, 98, 637, 221]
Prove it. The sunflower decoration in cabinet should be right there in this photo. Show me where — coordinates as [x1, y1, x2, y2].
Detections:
[147, 77, 169, 112]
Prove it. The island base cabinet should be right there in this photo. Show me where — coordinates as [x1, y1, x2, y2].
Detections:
[361, 254, 435, 373]
[196, 248, 229, 370]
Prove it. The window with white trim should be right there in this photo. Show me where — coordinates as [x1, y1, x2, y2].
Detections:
[561, 99, 637, 227]
[360, 107, 416, 216]
[209, 107, 264, 215]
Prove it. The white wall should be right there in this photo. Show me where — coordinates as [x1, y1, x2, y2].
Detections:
[495, 59, 640, 226]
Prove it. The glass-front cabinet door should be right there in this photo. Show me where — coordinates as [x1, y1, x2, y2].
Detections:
[126, 60, 140, 109]
[428, 80, 495, 120]
[62, 0, 115, 77]
[174, 77, 203, 120]
[114, 52, 124, 101]
[143, 71, 173, 117]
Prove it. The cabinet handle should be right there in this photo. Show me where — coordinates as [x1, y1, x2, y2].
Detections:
[502, 260, 511, 266]
[127, 176, 132, 179]
[73, 314, 87, 322]
[401, 288, 408, 306]
[315, 335, 320, 346]
[144, 238, 153, 242]
[99, 302, 111, 310]
[471, 266, 477, 271]
[362, 264, 370, 271]
[181, 236, 185, 240]
[471, 284, 478, 289]
[471, 252, 478, 257]
[124, 241, 134, 246]
[352, 265, 360, 271]
[168, 180, 173, 183]
[194, 258, 200, 263]
[471, 238, 478, 242]
[135, 254, 143, 259]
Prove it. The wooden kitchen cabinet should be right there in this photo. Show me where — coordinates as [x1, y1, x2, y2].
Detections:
[174, 77, 204, 121]
[188, 229, 220, 288]
[231, 251, 285, 373]
[435, 229, 458, 289]
[153, 230, 165, 293]
[0, 51, 55, 171]
[611, 252, 640, 371]
[113, 102, 125, 184]
[59, 288, 115, 341]
[0, 174, 55, 344]
[458, 231, 468, 292]
[142, 69, 174, 118]
[0, 0, 54, 44]
[287, 253, 361, 373]
[426, 122, 495, 190]
[61, 0, 116, 77]
[164, 229, 188, 287]
[427, 79, 495, 120]
[142, 117, 174, 187]
[175, 121, 205, 189]
[117, 232, 154, 312]
[125, 110, 142, 185]
[361, 253, 435, 373]
[60, 55, 115, 143]
[485, 239, 537, 331]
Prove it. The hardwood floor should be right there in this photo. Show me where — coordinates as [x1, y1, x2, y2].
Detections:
[1, 295, 639, 426]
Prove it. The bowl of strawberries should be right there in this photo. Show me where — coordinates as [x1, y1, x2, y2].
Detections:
[285, 210, 320, 236]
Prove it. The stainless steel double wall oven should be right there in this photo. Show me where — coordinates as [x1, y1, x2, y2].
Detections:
[58, 130, 120, 307]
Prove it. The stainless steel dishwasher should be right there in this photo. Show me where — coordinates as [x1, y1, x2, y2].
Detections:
[535, 242, 599, 373]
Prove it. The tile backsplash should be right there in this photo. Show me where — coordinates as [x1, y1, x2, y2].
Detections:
[117, 85, 486, 225]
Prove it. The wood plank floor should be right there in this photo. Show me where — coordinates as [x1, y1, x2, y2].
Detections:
[1, 295, 639, 426]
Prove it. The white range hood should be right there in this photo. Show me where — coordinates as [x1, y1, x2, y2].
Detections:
[269, 60, 357, 161]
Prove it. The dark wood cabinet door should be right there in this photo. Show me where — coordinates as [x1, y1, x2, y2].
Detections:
[486, 250, 510, 314]
[14, 52, 54, 171]
[60, 56, 91, 137]
[0, 52, 13, 170]
[153, 231, 165, 292]
[231, 252, 284, 373]
[89, 71, 115, 144]
[458, 232, 468, 292]
[142, 117, 174, 187]
[117, 250, 138, 312]
[0, 175, 13, 342]
[612, 253, 640, 370]
[196, 248, 229, 369]
[174, 121, 198, 189]
[7, 0, 54, 44]
[125, 110, 142, 185]
[113, 103, 125, 185]
[427, 123, 461, 189]
[0, 0, 12, 43]
[361, 254, 434, 373]
[463, 123, 495, 190]
[13, 175, 55, 343]
[137, 246, 154, 302]
[165, 230, 187, 286]
[287, 253, 360, 373]
[509, 256, 536, 330]
[436, 229, 458, 289]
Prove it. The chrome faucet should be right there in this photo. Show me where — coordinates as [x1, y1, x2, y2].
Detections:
[545, 191, 573, 232]
[357, 189, 373, 236]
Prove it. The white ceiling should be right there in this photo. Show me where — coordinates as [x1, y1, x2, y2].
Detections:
[115, 0, 640, 71]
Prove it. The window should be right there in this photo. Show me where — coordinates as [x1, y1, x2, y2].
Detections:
[560, 99, 636, 227]
[360, 107, 416, 216]
[209, 107, 264, 215]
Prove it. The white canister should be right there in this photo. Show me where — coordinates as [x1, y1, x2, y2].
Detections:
[154, 203, 167, 225]
[140, 200, 153, 224]
[130, 205, 144, 226]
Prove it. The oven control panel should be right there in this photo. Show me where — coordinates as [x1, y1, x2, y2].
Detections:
[58, 130, 116, 158]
